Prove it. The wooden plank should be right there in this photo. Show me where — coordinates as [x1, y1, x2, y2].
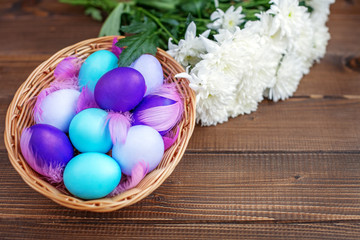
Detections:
[1, 221, 360, 240]
[0, 17, 101, 56]
[0, 2, 359, 57]
[2, 152, 360, 222]
[326, 15, 360, 55]
[188, 97, 360, 152]
[0, 0, 88, 18]
[0, 59, 40, 100]
[329, 0, 360, 15]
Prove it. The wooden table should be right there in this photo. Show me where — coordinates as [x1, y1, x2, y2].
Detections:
[1, 1, 360, 239]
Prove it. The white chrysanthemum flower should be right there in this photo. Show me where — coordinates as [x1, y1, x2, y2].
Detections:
[176, 36, 240, 126]
[309, 21, 330, 64]
[177, 65, 238, 126]
[307, 0, 334, 63]
[264, 0, 315, 101]
[306, 0, 335, 24]
[245, 12, 287, 80]
[268, 0, 309, 42]
[207, 6, 245, 33]
[246, 12, 282, 42]
[173, 0, 334, 125]
[225, 27, 281, 116]
[206, 26, 281, 117]
[293, 15, 314, 71]
[264, 53, 304, 102]
[167, 22, 210, 68]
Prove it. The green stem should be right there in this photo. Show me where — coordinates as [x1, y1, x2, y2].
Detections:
[137, 7, 179, 44]
[197, 6, 202, 19]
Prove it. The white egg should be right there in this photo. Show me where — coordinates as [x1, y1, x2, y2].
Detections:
[112, 125, 164, 176]
[36, 89, 80, 132]
[131, 54, 164, 96]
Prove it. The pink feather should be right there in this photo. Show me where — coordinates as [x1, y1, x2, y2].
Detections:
[45, 162, 65, 184]
[76, 86, 99, 113]
[108, 161, 149, 197]
[162, 126, 180, 151]
[153, 83, 183, 102]
[33, 87, 56, 123]
[111, 37, 123, 58]
[20, 128, 39, 173]
[54, 56, 82, 81]
[134, 83, 184, 134]
[106, 111, 133, 144]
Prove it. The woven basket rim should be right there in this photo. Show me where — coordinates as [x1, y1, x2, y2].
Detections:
[4, 36, 196, 212]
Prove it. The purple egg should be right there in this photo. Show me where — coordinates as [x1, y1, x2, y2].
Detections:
[20, 124, 74, 183]
[94, 67, 146, 112]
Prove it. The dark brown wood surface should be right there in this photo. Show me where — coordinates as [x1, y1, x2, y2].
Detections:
[1, 0, 360, 239]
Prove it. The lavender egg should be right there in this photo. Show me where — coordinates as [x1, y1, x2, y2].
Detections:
[20, 124, 74, 183]
[94, 67, 146, 112]
[35, 89, 80, 132]
[112, 125, 164, 176]
[131, 54, 164, 96]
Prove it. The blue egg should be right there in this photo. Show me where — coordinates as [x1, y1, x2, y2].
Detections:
[78, 50, 118, 93]
[69, 108, 112, 153]
[112, 125, 164, 176]
[63, 152, 121, 200]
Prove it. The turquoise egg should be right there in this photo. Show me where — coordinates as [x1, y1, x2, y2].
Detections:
[69, 108, 112, 153]
[63, 152, 121, 200]
[78, 50, 118, 93]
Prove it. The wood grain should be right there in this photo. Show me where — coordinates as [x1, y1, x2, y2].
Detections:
[189, 98, 360, 152]
[0, 0, 360, 239]
[1, 151, 360, 222]
[1, 222, 360, 240]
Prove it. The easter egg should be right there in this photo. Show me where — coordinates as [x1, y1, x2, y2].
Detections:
[130, 54, 163, 96]
[35, 89, 80, 132]
[20, 124, 74, 183]
[112, 125, 164, 176]
[78, 50, 118, 93]
[69, 108, 112, 153]
[63, 152, 121, 199]
[94, 67, 146, 112]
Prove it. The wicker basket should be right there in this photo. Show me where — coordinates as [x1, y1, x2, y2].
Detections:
[4, 36, 196, 212]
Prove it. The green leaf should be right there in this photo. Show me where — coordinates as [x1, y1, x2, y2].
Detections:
[120, 20, 152, 34]
[85, 7, 102, 21]
[99, 3, 130, 37]
[180, 0, 207, 18]
[116, 21, 158, 67]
